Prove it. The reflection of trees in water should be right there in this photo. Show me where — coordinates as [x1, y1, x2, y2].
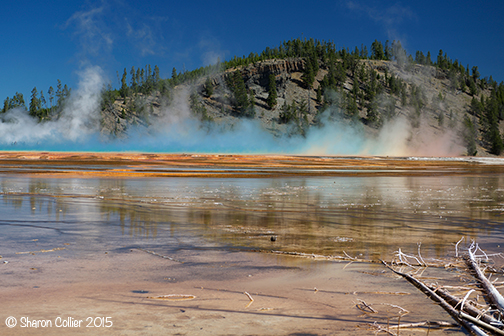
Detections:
[180, 175, 504, 259]
[99, 201, 163, 238]
[0, 178, 69, 219]
[95, 179, 161, 238]
[1, 174, 503, 257]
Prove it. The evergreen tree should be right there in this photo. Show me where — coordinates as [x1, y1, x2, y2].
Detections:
[119, 68, 129, 98]
[463, 116, 478, 156]
[171, 67, 178, 85]
[489, 127, 503, 155]
[415, 51, 425, 65]
[39, 91, 46, 110]
[62, 85, 71, 102]
[48, 86, 54, 109]
[371, 40, 384, 60]
[468, 78, 478, 96]
[226, 71, 254, 117]
[204, 76, 213, 97]
[345, 93, 358, 119]
[146, 65, 153, 90]
[426, 51, 432, 65]
[266, 74, 277, 109]
[483, 91, 504, 155]
[29, 87, 41, 117]
[2, 92, 26, 113]
[140, 68, 145, 87]
[351, 76, 359, 99]
[384, 40, 392, 60]
[279, 101, 294, 123]
[472, 66, 480, 82]
[302, 53, 318, 89]
[469, 96, 483, 116]
[360, 44, 368, 59]
[56, 79, 63, 107]
[135, 68, 141, 88]
[437, 50, 444, 68]
[12, 92, 26, 110]
[366, 99, 379, 125]
[335, 62, 346, 84]
[1, 98, 7, 114]
[153, 65, 161, 88]
[130, 66, 138, 92]
[316, 86, 322, 104]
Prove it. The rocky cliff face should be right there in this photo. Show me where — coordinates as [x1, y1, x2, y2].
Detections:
[195, 58, 318, 134]
[99, 57, 495, 155]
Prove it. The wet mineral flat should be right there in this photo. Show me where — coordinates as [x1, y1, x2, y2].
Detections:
[1, 153, 504, 335]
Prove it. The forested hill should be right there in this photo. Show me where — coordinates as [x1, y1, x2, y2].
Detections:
[3, 38, 504, 156]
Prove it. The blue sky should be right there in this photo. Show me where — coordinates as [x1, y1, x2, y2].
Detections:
[2, 0, 504, 103]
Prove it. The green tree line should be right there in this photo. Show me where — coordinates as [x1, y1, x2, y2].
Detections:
[1, 80, 71, 121]
[2, 36, 503, 155]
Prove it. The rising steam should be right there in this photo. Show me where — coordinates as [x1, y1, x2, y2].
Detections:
[0, 66, 104, 151]
[0, 65, 463, 156]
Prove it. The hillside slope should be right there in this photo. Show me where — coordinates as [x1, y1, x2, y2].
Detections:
[100, 56, 498, 156]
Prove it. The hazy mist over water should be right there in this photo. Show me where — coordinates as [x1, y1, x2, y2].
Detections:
[0, 66, 464, 156]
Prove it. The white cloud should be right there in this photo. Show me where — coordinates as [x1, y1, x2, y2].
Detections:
[64, 5, 114, 58]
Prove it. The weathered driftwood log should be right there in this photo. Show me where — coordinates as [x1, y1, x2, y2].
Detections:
[466, 247, 504, 314]
[382, 260, 489, 336]
[459, 311, 504, 335]
[430, 285, 503, 329]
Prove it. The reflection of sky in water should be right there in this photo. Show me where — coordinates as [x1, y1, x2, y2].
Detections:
[1, 174, 504, 261]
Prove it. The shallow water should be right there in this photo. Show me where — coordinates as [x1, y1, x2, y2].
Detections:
[1, 157, 504, 335]
[2, 174, 503, 260]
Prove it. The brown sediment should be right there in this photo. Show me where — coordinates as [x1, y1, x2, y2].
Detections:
[147, 294, 196, 301]
[0, 246, 454, 336]
[0, 151, 503, 178]
[15, 247, 66, 254]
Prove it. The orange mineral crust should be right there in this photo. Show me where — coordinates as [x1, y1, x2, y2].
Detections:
[0, 151, 502, 178]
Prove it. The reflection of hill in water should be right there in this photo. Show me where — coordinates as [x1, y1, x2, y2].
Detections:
[1, 171, 504, 260]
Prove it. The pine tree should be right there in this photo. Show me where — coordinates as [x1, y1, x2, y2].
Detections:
[468, 78, 478, 96]
[120, 68, 129, 98]
[345, 93, 358, 119]
[266, 74, 277, 109]
[426, 51, 432, 65]
[483, 92, 504, 155]
[302, 57, 315, 88]
[366, 99, 379, 125]
[204, 76, 213, 97]
[171, 67, 178, 85]
[39, 91, 46, 110]
[472, 66, 480, 82]
[130, 66, 137, 92]
[227, 71, 253, 117]
[12, 92, 26, 110]
[140, 68, 145, 87]
[463, 116, 478, 156]
[29, 87, 41, 118]
[56, 79, 63, 107]
[316, 86, 322, 104]
[2, 98, 8, 114]
[48, 86, 54, 109]
[371, 40, 384, 60]
[153, 65, 160, 88]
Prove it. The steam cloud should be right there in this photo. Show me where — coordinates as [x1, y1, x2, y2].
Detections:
[0, 65, 463, 156]
[0, 66, 104, 151]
